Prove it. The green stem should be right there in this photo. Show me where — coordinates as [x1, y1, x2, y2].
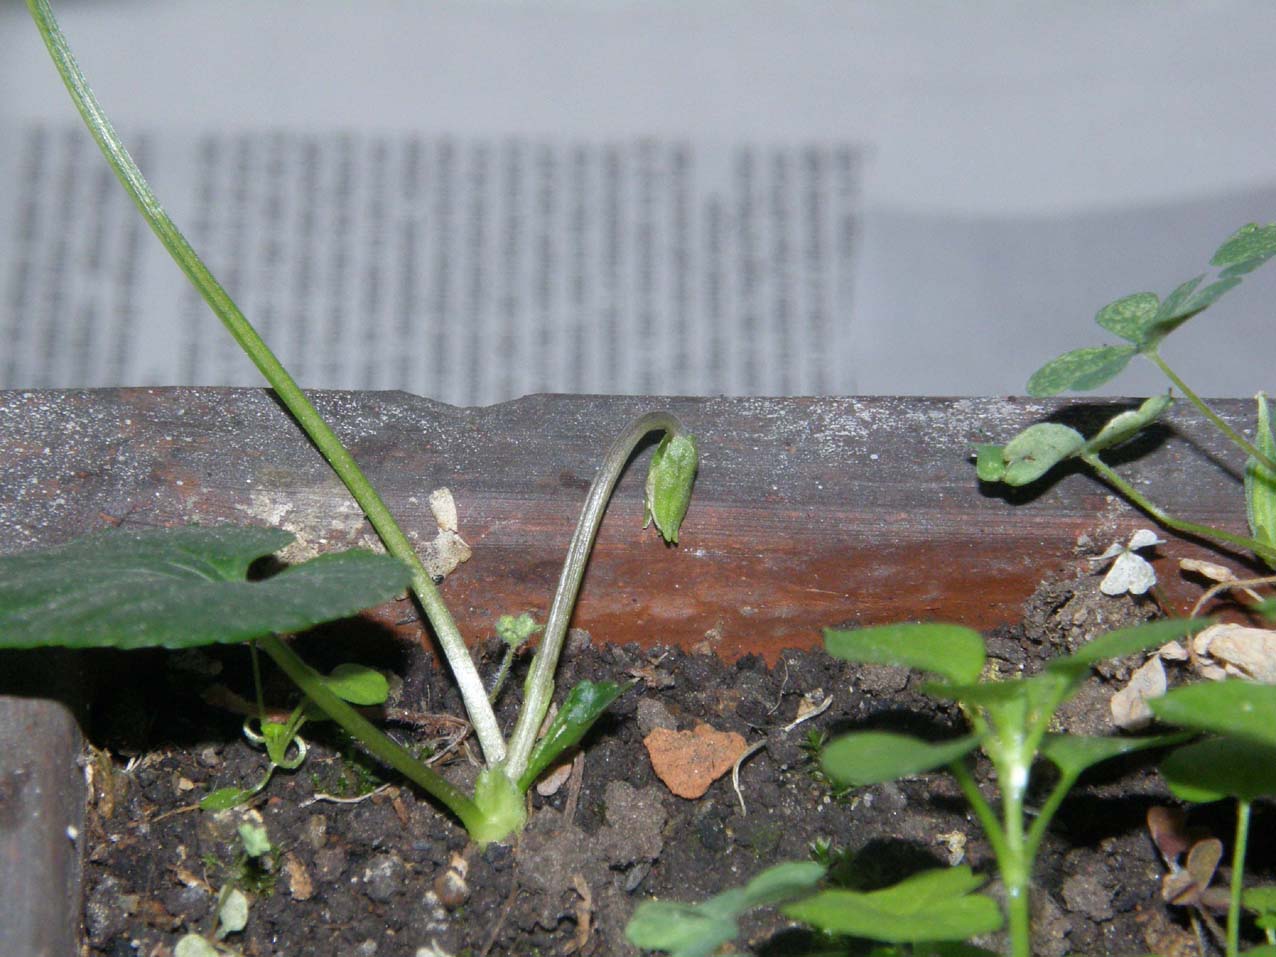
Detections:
[257, 634, 485, 834]
[1228, 799, 1252, 957]
[1083, 453, 1276, 565]
[26, 0, 505, 765]
[949, 759, 1011, 870]
[1151, 353, 1276, 474]
[503, 412, 682, 783]
[1023, 772, 1078, 866]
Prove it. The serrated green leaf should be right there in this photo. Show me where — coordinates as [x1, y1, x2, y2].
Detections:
[1026, 345, 1138, 396]
[1212, 222, 1276, 278]
[0, 526, 412, 651]
[994, 422, 1087, 485]
[783, 867, 1002, 943]
[645, 431, 699, 544]
[1039, 732, 1191, 779]
[1149, 679, 1276, 746]
[821, 732, 980, 787]
[320, 663, 389, 706]
[974, 444, 1006, 482]
[824, 623, 986, 685]
[518, 680, 629, 792]
[1082, 394, 1173, 455]
[1246, 392, 1276, 569]
[1160, 737, 1276, 803]
[1094, 292, 1161, 343]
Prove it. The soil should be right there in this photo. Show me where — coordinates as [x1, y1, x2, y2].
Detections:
[78, 568, 1274, 957]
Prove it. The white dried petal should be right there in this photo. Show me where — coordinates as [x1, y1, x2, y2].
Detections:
[1157, 641, 1189, 661]
[1127, 529, 1165, 551]
[1179, 558, 1240, 584]
[1100, 552, 1158, 595]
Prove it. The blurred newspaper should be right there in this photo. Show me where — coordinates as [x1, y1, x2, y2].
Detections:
[2, 0, 1274, 403]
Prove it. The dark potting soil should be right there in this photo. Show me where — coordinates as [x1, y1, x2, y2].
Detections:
[78, 571, 1269, 957]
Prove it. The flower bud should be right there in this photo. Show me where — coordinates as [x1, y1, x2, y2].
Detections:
[644, 431, 698, 544]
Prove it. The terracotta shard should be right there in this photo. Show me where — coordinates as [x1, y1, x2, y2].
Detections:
[643, 722, 748, 799]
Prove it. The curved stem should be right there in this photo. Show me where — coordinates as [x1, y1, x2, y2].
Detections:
[26, 0, 505, 765]
[1150, 353, 1276, 474]
[1082, 453, 1276, 565]
[503, 411, 682, 783]
[258, 635, 485, 834]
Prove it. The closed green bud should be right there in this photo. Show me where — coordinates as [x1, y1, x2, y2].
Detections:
[644, 431, 698, 544]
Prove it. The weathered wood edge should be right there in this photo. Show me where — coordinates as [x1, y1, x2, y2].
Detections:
[0, 389, 1262, 955]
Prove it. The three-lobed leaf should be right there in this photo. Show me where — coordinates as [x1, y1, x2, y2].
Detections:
[783, 866, 1003, 943]
[824, 623, 986, 685]
[0, 526, 412, 651]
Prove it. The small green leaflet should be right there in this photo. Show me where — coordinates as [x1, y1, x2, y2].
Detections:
[1026, 345, 1138, 397]
[0, 525, 412, 650]
[518, 680, 628, 792]
[625, 861, 823, 957]
[783, 866, 1003, 943]
[824, 622, 986, 685]
[1211, 222, 1276, 279]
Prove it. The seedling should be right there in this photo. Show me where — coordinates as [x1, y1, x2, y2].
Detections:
[1150, 679, 1276, 957]
[12, 0, 700, 847]
[811, 618, 1202, 957]
[1148, 806, 1230, 953]
[175, 818, 275, 956]
[976, 224, 1276, 571]
[201, 662, 391, 811]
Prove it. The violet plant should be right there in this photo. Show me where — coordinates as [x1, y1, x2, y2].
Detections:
[12, 0, 699, 846]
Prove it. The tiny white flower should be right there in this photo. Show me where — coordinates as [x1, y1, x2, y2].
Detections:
[1091, 529, 1164, 595]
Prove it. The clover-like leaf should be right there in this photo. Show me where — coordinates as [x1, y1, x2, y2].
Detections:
[821, 732, 981, 788]
[824, 623, 986, 685]
[1247, 392, 1276, 568]
[0, 526, 412, 651]
[644, 431, 699, 544]
[990, 422, 1087, 486]
[1160, 737, 1276, 803]
[1212, 222, 1276, 279]
[1083, 394, 1173, 455]
[1095, 292, 1161, 343]
[1026, 345, 1138, 397]
[783, 866, 1003, 943]
[1149, 679, 1276, 747]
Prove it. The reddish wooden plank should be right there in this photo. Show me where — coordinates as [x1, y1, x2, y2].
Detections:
[0, 390, 1260, 663]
